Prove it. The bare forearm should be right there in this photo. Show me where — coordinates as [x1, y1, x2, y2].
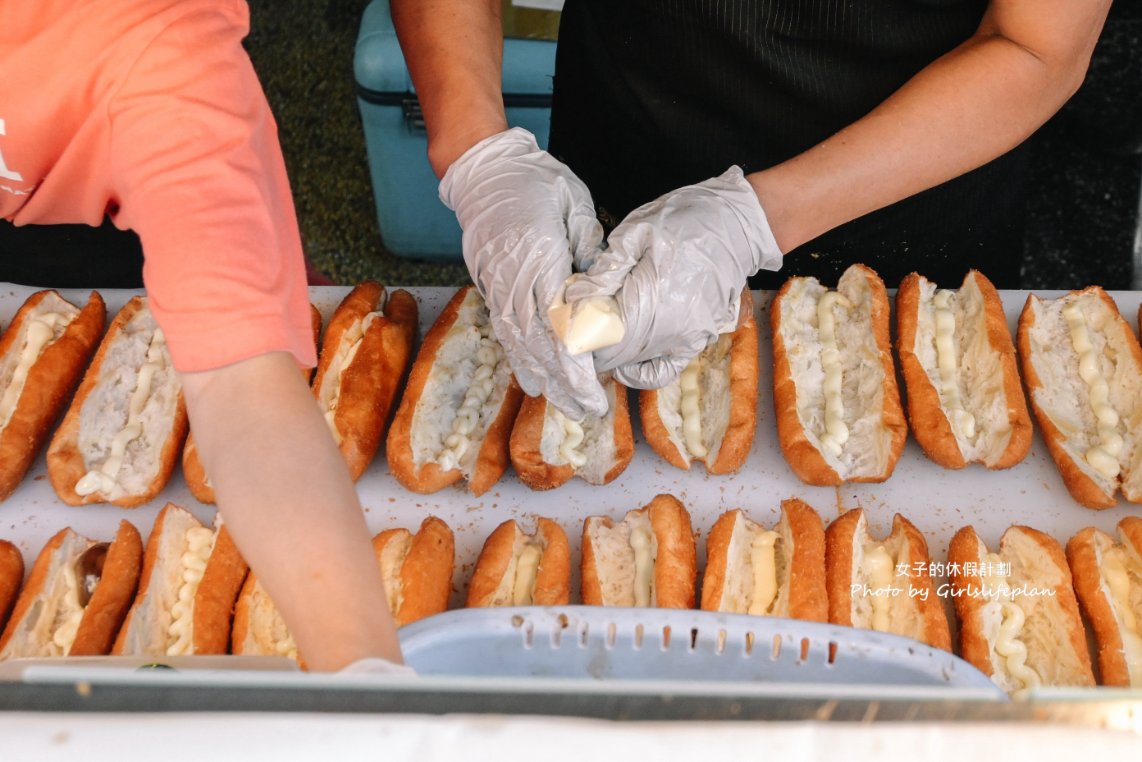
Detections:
[392, 0, 506, 176]
[181, 353, 401, 671]
[749, 0, 1111, 253]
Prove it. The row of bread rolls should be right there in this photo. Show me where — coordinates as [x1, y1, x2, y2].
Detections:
[385, 284, 761, 497]
[0, 494, 1136, 695]
[0, 282, 419, 508]
[2, 274, 1139, 510]
[0, 502, 453, 668]
[776, 264, 1142, 512]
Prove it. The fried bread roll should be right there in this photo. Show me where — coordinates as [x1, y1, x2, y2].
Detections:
[230, 572, 302, 665]
[1018, 288, 1142, 508]
[1066, 517, 1142, 686]
[113, 503, 249, 657]
[581, 494, 696, 609]
[825, 508, 950, 650]
[312, 282, 417, 481]
[509, 375, 633, 489]
[0, 290, 105, 500]
[640, 289, 759, 474]
[949, 524, 1095, 697]
[467, 517, 570, 607]
[700, 498, 827, 621]
[771, 264, 907, 485]
[0, 521, 141, 658]
[387, 285, 522, 495]
[183, 304, 323, 504]
[47, 296, 187, 507]
[373, 516, 455, 626]
[232, 516, 454, 666]
[896, 271, 1031, 469]
[0, 540, 22, 634]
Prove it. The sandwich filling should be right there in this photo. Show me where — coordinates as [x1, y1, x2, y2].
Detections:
[588, 513, 657, 607]
[981, 552, 1041, 699]
[413, 291, 510, 477]
[780, 268, 893, 478]
[76, 306, 178, 499]
[165, 526, 216, 656]
[850, 523, 925, 642]
[1100, 534, 1142, 682]
[912, 277, 1012, 464]
[1061, 302, 1123, 479]
[716, 511, 791, 617]
[539, 380, 618, 483]
[378, 531, 414, 618]
[655, 334, 733, 466]
[0, 293, 79, 431]
[0, 531, 103, 658]
[317, 309, 383, 444]
[243, 578, 299, 662]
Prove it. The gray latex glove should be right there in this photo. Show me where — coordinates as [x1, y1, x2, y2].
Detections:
[565, 166, 782, 389]
[439, 128, 608, 419]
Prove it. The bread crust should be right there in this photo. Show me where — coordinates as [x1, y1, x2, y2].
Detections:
[183, 304, 322, 504]
[0, 540, 23, 634]
[771, 265, 906, 485]
[47, 296, 188, 507]
[639, 289, 758, 474]
[374, 516, 454, 626]
[825, 508, 950, 650]
[895, 271, 1031, 470]
[191, 524, 249, 654]
[509, 377, 634, 490]
[466, 517, 571, 606]
[1066, 518, 1142, 686]
[1017, 288, 1142, 509]
[113, 504, 246, 656]
[949, 524, 1095, 689]
[0, 521, 142, 657]
[312, 282, 418, 481]
[387, 285, 523, 496]
[229, 573, 305, 668]
[700, 498, 827, 621]
[0, 290, 106, 501]
[581, 494, 696, 609]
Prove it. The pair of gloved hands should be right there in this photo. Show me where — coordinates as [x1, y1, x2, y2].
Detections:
[440, 128, 783, 420]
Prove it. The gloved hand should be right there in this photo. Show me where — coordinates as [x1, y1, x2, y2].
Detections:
[439, 127, 608, 420]
[565, 166, 783, 389]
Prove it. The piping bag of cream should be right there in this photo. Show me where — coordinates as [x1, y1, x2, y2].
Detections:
[547, 274, 625, 355]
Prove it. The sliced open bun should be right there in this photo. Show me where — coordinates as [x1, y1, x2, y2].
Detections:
[1018, 288, 1142, 508]
[312, 282, 417, 481]
[701, 497, 827, 621]
[509, 374, 633, 490]
[0, 290, 105, 500]
[825, 508, 950, 650]
[949, 524, 1095, 696]
[387, 285, 523, 496]
[373, 516, 454, 626]
[1066, 517, 1142, 687]
[113, 503, 249, 656]
[581, 493, 696, 609]
[771, 264, 907, 485]
[0, 520, 142, 657]
[47, 296, 187, 507]
[896, 270, 1031, 469]
[467, 517, 570, 606]
[640, 289, 759, 474]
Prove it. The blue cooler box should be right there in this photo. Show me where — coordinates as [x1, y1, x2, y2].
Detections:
[354, 0, 557, 261]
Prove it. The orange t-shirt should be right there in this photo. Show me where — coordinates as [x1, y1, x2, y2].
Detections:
[0, 0, 316, 371]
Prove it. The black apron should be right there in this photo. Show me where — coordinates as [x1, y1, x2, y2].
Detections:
[549, 0, 1028, 289]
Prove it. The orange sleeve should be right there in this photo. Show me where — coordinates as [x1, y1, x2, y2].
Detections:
[107, 3, 316, 373]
